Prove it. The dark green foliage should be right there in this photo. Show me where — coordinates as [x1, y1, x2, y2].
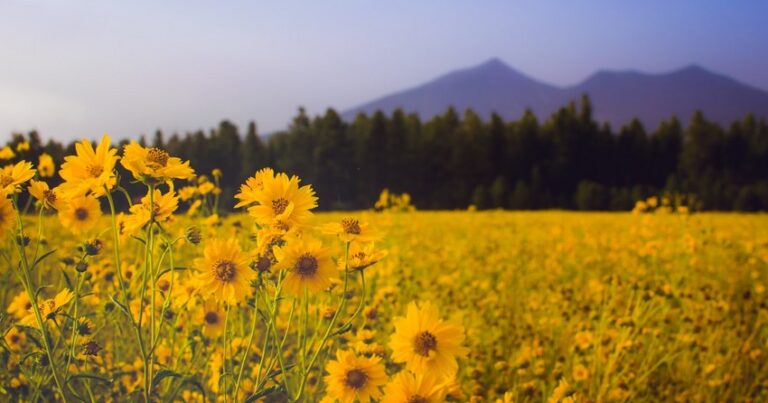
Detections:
[6, 96, 768, 211]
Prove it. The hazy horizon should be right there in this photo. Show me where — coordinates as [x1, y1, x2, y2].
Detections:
[2, 1, 767, 142]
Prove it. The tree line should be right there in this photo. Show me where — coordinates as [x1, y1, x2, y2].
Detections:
[6, 95, 768, 211]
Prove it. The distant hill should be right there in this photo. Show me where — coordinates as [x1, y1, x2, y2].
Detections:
[342, 58, 768, 129]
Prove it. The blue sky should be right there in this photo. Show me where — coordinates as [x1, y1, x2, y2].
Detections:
[1, 1, 767, 142]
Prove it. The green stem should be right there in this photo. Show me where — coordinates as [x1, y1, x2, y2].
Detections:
[261, 272, 291, 398]
[293, 242, 351, 401]
[32, 206, 44, 285]
[233, 297, 259, 400]
[339, 270, 367, 330]
[105, 187, 145, 354]
[137, 184, 156, 403]
[222, 304, 231, 402]
[64, 273, 85, 380]
[11, 197, 69, 402]
[151, 238, 180, 355]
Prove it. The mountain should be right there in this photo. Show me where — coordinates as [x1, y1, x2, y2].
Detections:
[342, 59, 768, 129]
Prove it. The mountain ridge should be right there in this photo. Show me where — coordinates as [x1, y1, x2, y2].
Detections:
[341, 59, 768, 128]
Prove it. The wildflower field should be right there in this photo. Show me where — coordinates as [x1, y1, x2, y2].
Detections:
[1, 136, 767, 402]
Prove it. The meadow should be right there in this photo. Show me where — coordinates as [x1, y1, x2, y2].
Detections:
[1, 137, 767, 402]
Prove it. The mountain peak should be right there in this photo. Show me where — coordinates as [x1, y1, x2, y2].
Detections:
[342, 59, 768, 128]
[679, 64, 708, 73]
[478, 57, 509, 69]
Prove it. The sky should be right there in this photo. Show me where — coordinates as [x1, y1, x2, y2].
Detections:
[1, 1, 767, 142]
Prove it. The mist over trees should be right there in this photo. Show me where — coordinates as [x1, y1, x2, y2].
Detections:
[6, 95, 768, 211]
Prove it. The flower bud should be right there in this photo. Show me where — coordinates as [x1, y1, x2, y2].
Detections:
[185, 226, 202, 245]
[15, 235, 30, 247]
[85, 239, 103, 256]
[82, 341, 102, 356]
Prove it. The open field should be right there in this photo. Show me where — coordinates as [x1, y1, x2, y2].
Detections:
[320, 211, 768, 401]
[3, 208, 767, 402]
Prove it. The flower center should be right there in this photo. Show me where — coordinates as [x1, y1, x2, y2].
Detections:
[407, 395, 429, 403]
[0, 174, 13, 188]
[75, 207, 89, 221]
[86, 164, 104, 177]
[214, 260, 237, 282]
[352, 252, 367, 260]
[344, 369, 368, 390]
[77, 322, 93, 336]
[83, 341, 101, 356]
[9, 334, 20, 344]
[256, 256, 272, 273]
[272, 198, 289, 215]
[150, 203, 161, 220]
[42, 300, 58, 320]
[341, 218, 361, 234]
[294, 254, 318, 277]
[413, 331, 438, 357]
[43, 190, 57, 205]
[147, 148, 170, 167]
[204, 311, 219, 325]
[273, 220, 290, 232]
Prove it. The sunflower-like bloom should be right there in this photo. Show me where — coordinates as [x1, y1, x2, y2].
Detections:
[58, 195, 103, 235]
[195, 238, 254, 304]
[121, 142, 194, 182]
[178, 186, 197, 201]
[0, 195, 14, 238]
[234, 168, 275, 208]
[28, 180, 62, 210]
[122, 189, 179, 236]
[273, 237, 334, 296]
[198, 180, 215, 195]
[389, 301, 468, 378]
[322, 217, 381, 243]
[324, 350, 387, 403]
[21, 289, 74, 329]
[6, 292, 33, 320]
[186, 199, 202, 217]
[338, 242, 388, 271]
[247, 227, 285, 275]
[254, 227, 285, 256]
[75, 317, 96, 342]
[171, 277, 201, 310]
[381, 371, 448, 403]
[37, 153, 55, 177]
[199, 299, 226, 338]
[16, 141, 30, 152]
[4, 326, 26, 351]
[0, 161, 36, 194]
[0, 146, 15, 160]
[239, 170, 317, 231]
[58, 135, 118, 198]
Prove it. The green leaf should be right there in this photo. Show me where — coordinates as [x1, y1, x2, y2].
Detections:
[245, 385, 282, 402]
[267, 363, 296, 380]
[152, 369, 183, 388]
[20, 350, 43, 365]
[331, 322, 353, 337]
[181, 377, 207, 403]
[155, 266, 188, 280]
[61, 269, 74, 290]
[130, 235, 147, 245]
[67, 373, 112, 385]
[30, 249, 57, 271]
[34, 285, 50, 299]
[109, 295, 131, 318]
